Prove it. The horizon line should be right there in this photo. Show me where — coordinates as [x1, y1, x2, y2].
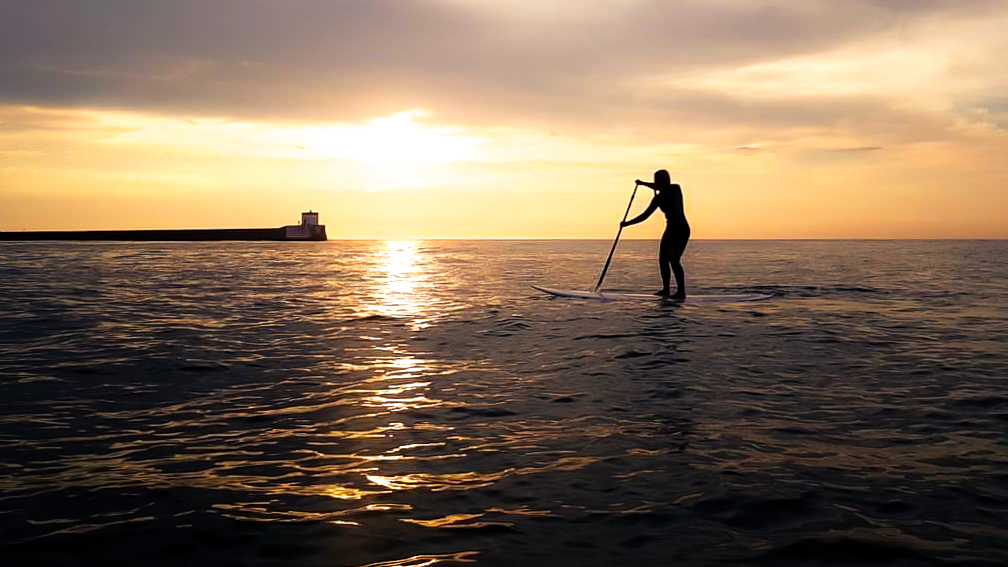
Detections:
[317, 237, 1008, 241]
[3, 237, 1006, 241]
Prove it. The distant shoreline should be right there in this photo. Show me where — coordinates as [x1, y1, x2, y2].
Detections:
[0, 227, 326, 241]
[1, 236, 1002, 242]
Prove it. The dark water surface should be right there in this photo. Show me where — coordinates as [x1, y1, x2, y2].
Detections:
[1, 240, 1006, 566]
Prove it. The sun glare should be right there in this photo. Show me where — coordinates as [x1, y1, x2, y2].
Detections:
[310, 111, 473, 165]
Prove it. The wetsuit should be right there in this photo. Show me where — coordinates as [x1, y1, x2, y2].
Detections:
[623, 183, 690, 297]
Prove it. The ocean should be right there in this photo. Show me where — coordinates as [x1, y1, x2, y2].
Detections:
[1, 239, 1006, 566]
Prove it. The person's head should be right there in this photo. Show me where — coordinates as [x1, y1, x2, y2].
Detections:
[654, 169, 671, 186]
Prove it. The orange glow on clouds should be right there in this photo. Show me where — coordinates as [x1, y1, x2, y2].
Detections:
[2, 4, 1008, 238]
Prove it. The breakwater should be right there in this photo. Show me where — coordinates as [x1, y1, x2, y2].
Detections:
[0, 212, 327, 241]
[0, 228, 300, 241]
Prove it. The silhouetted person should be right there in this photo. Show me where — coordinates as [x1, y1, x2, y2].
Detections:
[621, 169, 690, 298]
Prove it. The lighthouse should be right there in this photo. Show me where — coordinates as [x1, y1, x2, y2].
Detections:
[283, 211, 327, 241]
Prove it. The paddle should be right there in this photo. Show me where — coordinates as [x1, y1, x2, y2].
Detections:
[592, 182, 639, 293]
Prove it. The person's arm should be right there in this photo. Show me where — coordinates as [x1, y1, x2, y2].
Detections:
[621, 195, 659, 227]
[636, 179, 655, 189]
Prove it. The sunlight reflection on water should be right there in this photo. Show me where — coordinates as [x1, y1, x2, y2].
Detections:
[370, 241, 436, 330]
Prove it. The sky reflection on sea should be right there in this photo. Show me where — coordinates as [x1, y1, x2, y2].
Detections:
[1, 240, 1007, 566]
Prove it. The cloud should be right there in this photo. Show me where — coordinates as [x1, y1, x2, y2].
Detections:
[2, 0, 1007, 210]
[2, 0, 1004, 127]
[830, 146, 883, 153]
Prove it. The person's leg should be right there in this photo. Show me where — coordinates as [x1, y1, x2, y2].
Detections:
[670, 230, 690, 299]
[655, 231, 672, 296]
[671, 252, 686, 299]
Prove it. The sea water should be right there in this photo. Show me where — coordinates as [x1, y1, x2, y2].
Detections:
[1, 240, 1006, 566]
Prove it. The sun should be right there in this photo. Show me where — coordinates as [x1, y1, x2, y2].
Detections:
[309, 110, 473, 165]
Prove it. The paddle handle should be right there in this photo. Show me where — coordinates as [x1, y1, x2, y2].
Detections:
[593, 184, 638, 293]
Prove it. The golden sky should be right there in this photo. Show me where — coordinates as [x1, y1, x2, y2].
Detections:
[2, 0, 1007, 238]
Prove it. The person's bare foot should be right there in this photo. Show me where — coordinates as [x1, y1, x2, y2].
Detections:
[654, 289, 670, 296]
[671, 292, 686, 300]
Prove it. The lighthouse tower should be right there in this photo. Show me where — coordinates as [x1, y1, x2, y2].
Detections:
[283, 211, 327, 240]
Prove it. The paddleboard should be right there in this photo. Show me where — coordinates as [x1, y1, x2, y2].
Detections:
[532, 285, 773, 304]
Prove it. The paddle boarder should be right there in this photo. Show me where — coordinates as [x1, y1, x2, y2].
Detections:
[620, 170, 690, 298]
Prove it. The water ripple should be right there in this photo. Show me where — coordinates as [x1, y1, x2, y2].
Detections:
[0, 240, 1006, 566]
